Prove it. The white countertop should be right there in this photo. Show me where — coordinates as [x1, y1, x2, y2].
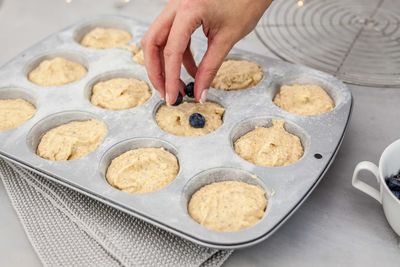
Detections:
[0, 0, 399, 266]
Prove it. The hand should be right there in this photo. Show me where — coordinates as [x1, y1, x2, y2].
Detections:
[141, 0, 272, 104]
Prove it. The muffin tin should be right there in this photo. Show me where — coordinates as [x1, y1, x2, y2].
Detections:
[0, 15, 352, 249]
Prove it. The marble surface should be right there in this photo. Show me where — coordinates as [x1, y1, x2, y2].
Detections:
[0, 0, 399, 266]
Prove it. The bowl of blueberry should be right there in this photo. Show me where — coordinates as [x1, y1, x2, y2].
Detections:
[386, 171, 400, 200]
[353, 139, 400, 236]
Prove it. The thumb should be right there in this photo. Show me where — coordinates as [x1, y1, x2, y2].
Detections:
[194, 36, 234, 102]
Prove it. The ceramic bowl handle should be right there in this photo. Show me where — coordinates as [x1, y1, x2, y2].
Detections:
[352, 161, 382, 203]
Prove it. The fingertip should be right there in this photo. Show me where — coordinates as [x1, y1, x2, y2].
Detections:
[166, 93, 173, 106]
[194, 82, 207, 102]
[199, 89, 208, 104]
[166, 81, 184, 105]
[158, 90, 165, 100]
[165, 95, 172, 106]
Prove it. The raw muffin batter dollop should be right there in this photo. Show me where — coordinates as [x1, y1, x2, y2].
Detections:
[132, 49, 145, 65]
[37, 119, 107, 161]
[106, 148, 179, 193]
[123, 44, 145, 65]
[211, 59, 263, 90]
[90, 78, 151, 110]
[28, 57, 87, 86]
[273, 84, 334, 116]
[80, 27, 132, 49]
[234, 120, 303, 167]
[156, 102, 225, 136]
[0, 99, 36, 131]
[129, 44, 145, 65]
[188, 181, 267, 232]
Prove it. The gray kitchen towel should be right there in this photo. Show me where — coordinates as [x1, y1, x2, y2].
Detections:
[0, 159, 232, 267]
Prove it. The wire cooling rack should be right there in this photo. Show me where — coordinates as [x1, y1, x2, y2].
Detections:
[256, 0, 400, 87]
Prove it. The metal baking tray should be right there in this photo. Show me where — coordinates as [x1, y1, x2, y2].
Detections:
[0, 15, 352, 249]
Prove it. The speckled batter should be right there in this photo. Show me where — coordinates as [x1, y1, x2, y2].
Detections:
[90, 78, 151, 110]
[188, 181, 267, 232]
[37, 119, 107, 161]
[80, 27, 132, 49]
[28, 57, 87, 86]
[125, 44, 145, 65]
[234, 120, 303, 167]
[0, 99, 36, 131]
[211, 59, 263, 90]
[155, 102, 225, 136]
[106, 148, 179, 193]
[273, 84, 334, 116]
[133, 49, 144, 65]
[130, 44, 145, 65]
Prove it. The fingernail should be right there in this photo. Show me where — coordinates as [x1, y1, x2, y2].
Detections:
[166, 93, 172, 106]
[159, 92, 165, 100]
[200, 89, 208, 104]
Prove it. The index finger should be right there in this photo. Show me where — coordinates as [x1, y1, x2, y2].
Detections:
[142, 7, 176, 99]
[143, 42, 166, 98]
[163, 13, 200, 104]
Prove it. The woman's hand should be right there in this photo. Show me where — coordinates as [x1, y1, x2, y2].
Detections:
[141, 0, 272, 104]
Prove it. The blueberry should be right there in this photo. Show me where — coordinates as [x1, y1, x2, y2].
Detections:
[185, 82, 195, 98]
[385, 177, 400, 191]
[172, 92, 183, 106]
[189, 113, 206, 128]
[392, 191, 400, 200]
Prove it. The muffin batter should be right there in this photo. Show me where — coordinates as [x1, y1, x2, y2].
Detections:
[106, 148, 179, 193]
[211, 59, 263, 90]
[90, 78, 151, 110]
[28, 57, 87, 86]
[234, 120, 303, 167]
[80, 27, 132, 49]
[133, 49, 144, 65]
[128, 44, 145, 65]
[37, 119, 107, 161]
[273, 84, 334, 116]
[188, 181, 267, 232]
[155, 102, 225, 136]
[0, 99, 36, 131]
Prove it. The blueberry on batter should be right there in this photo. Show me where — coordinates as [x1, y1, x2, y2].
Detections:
[189, 113, 206, 128]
